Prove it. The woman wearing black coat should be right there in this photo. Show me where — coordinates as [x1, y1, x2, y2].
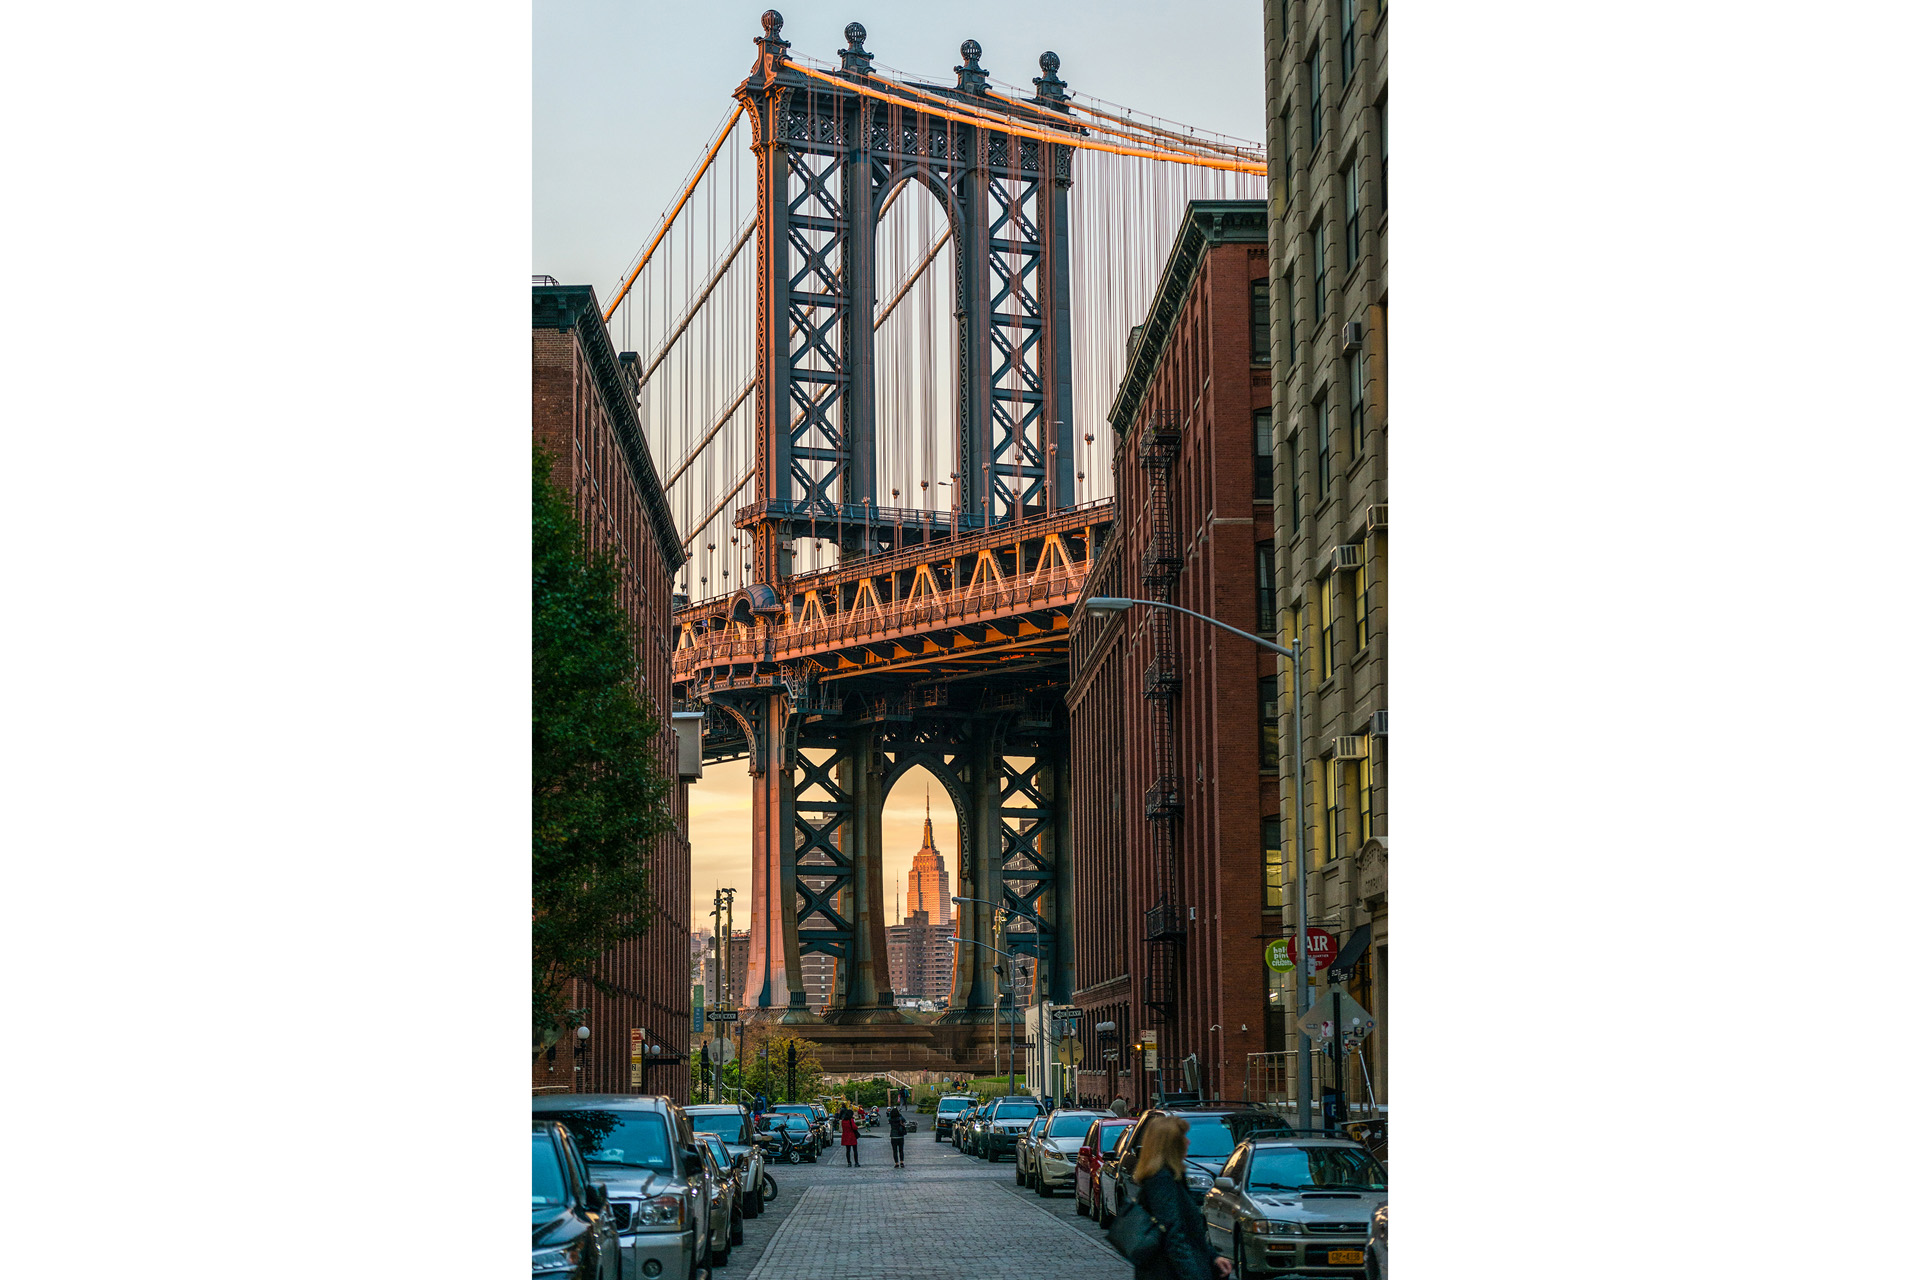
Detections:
[886, 1106, 909, 1167]
[1129, 1115, 1232, 1280]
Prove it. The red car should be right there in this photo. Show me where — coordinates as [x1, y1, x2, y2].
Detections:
[1074, 1118, 1134, 1218]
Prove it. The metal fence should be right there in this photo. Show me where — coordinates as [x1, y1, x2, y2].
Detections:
[1243, 1049, 1384, 1122]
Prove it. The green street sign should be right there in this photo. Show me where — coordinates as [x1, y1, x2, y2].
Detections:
[1265, 938, 1295, 973]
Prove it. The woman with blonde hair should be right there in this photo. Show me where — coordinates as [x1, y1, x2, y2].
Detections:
[1128, 1114, 1233, 1280]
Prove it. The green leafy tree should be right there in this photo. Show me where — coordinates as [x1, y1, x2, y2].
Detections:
[732, 1028, 825, 1103]
[532, 446, 674, 1045]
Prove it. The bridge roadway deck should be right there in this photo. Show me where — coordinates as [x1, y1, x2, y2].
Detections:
[730, 1125, 1126, 1280]
[674, 501, 1113, 688]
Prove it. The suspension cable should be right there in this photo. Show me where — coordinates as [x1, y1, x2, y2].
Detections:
[603, 101, 746, 322]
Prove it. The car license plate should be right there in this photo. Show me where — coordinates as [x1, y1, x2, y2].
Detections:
[1327, 1248, 1365, 1265]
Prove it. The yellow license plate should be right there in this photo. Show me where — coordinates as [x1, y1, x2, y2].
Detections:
[1327, 1249, 1366, 1265]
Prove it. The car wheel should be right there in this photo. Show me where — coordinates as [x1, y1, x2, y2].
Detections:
[1035, 1174, 1052, 1197]
[730, 1210, 744, 1247]
[711, 1233, 730, 1268]
[761, 1174, 777, 1202]
[1075, 1186, 1089, 1216]
[988, 1149, 999, 1163]
[1233, 1229, 1248, 1280]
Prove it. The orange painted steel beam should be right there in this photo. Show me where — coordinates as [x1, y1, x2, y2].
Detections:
[603, 101, 747, 322]
[788, 63, 1264, 176]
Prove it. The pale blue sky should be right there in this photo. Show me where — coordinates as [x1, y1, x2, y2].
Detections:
[533, 1, 1266, 925]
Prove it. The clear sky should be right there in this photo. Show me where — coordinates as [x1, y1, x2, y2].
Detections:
[533, 1, 1265, 929]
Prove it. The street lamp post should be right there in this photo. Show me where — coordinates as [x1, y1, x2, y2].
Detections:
[574, 1024, 592, 1094]
[1084, 596, 1314, 1130]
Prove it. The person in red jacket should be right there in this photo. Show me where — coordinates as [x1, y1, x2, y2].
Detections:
[838, 1106, 861, 1166]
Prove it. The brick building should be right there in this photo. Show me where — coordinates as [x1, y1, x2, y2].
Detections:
[1262, 0, 1388, 1107]
[1067, 201, 1276, 1109]
[532, 282, 694, 1100]
[885, 909, 955, 1005]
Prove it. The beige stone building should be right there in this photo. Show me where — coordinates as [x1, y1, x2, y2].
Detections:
[1262, 0, 1388, 1107]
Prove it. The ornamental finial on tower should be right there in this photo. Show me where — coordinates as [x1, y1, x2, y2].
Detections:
[754, 10, 790, 77]
[839, 21, 874, 75]
[954, 39, 989, 95]
[1033, 50, 1069, 106]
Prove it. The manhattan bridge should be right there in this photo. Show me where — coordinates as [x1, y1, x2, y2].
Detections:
[607, 13, 1264, 1070]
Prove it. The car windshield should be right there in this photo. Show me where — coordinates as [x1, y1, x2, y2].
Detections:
[1183, 1118, 1240, 1158]
[768, 1114, 808, 1130]
[691, 1113, 749, 1143]
[773, 1106, 811, 1117]
[532, 1131, 569, 1210]
[1048, 1115, 1095, 1140]
[938, 1099, 970, 1113]
[995, 1104, 1042, 1121]
[1246, 1145, 1387, 1191]
[1099, 1124, 1130, 1154]
[539, 1109, 673, 1170]
[701, 1136, 731, 1167]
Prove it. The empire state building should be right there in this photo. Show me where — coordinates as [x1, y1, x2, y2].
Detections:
[905, 797, 950, 927]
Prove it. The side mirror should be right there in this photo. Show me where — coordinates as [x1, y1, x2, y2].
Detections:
[1213, 1176, 1236, 1193]
[587, 1183, 610, 1210]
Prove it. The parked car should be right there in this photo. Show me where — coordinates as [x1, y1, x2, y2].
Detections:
[760, 1112, 820, 1162]
[532, 1120, 620, 1280]
[974, 1095, 1046, 1163]
[685, 1104, 769, 1217]
[1011, 1116, 1048, 1185]
[1112, 1103, 1291, 1208]
[1198, 1134, 1388, 1278]
[1365, 1203, 1387, 1279]
[951, 1105, 980, 1153]
[932, 1094, 975, 1143]
[695, 1134, 745, 1268]
[771, 1102, 829, 1149]
[1074, 1117, 1133, 1218]
[1021, 1109, 1100, 1196]
[532, 1094, 712, 1280]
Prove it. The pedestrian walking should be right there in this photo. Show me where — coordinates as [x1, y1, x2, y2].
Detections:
[1126, 1115, 1232, 1280]
[887, 1106, 908, 1167]
[839, 1106, 861, 1166]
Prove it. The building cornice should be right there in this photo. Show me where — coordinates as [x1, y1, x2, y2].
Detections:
[533, 285, 687, 573]
[1107, 200, 1267, 441]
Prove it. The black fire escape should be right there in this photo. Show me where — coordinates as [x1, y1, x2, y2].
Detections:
[1139, 412, 1184, 1079]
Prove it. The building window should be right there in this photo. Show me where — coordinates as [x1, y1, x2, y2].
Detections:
[1285, 273, 1298, 365]
[1378, 99, 1388, 215]
[1312, 755, 1330, 868]
[1260, 675, 1281, 769]
[1308, 44, 1324, 150]
[1341, 0, 1358, 85]
[1344, 161, 1362, 268]
[1347, 351, 1365, 459]
[1355, 741, 1374, 844]
[1312, 224, 1328, 321]
[1288, 437, 1301, 533]
[1354, 558, 1370, 654]
[1280, 107, 1293, 206]
[1255, 540, 1277, 632]
[1254, 410, 1274, 500]
[1319, 574, 1334, 683]
[1263, 815, 1285, 909]
[1316, 398, 1332, 497]
[1251, 280, 1271, 364]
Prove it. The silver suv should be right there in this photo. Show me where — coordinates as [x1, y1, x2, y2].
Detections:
[531, 1094, 713, 1280]
[685, 1104, 770, 1217]
[1199, 1135, 1388, 1277]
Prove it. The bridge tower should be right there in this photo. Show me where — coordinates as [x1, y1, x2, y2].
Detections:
[719, 13, 1081, 1029]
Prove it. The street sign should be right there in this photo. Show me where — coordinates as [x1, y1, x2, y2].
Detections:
[1325, 925, 1371, 984]
[713, 1037, 736, 1064]
[1298, 984, 1374, 1044]
[1058, 1036, 1084, 1066]
[1286, 929, 1337, 975]
[1140, 1029, 1158, 1072]
[708, 1009, 739, 1021]
[1264, 938, 1294, 973]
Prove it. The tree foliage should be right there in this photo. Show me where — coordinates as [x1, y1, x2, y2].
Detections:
[727, 1028, 826, 1103]
[532, 446, 674, 1044]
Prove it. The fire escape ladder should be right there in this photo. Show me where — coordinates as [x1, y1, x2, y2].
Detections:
[1140, 412, 1184, 1060]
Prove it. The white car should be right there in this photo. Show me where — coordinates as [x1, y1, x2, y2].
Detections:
[1019, 1110, 1101, 1196]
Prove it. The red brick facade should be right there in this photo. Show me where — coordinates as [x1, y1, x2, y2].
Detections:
[533, 285, 692, 1101]
[1067, 204, 1275, 1109]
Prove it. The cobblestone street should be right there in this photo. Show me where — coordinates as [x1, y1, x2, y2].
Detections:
[729, 1127, 1128, 1280]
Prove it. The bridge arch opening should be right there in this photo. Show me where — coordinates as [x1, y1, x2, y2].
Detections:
[879, 762, 962, 1011]
[872, 177, 958, 540]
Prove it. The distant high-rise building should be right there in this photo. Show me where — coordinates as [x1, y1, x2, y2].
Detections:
[906, 797, 951, 927]
[886, 909, 955, 1006]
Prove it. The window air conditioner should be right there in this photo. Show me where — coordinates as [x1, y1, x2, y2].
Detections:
[1334, 736, 1367, 760]
[1371, 709, 1388, 737]
[1341, 321, 1364, 353]
[1366, 504, 1388, 531]
[1330, 543, 1362, 572]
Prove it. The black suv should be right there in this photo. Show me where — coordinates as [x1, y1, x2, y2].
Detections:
[973, 1095, 1047, 1163]
[1108, 1103, 1293, 1207]
[532, 1121, 620, 1280]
